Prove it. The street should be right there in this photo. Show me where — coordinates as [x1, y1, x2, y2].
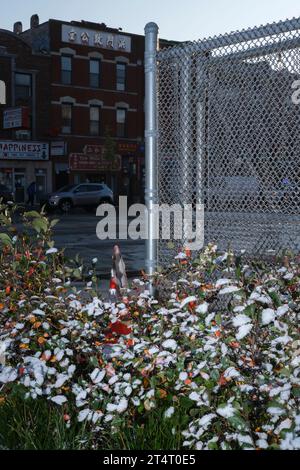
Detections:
[52, 209, 145, 276]
[51, 209, 300, 277]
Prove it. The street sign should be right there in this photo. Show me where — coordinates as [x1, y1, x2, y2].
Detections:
[69, 153, 121, 171]
[0, 141, 49, 160]
[3, 107, 30, 129]
[51, 141, 66, 156]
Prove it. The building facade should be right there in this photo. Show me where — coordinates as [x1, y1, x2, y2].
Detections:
[0, 19, 51, 203]
[0, 15, 175, 203]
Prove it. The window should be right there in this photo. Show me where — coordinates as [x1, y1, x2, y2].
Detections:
[116, 108, 126, 137]
[0, 80, 6, 104]
[15, 73, 31, 104]
[86, 184, 103, 192]
[116, 63, 126, 91]
[90, 60, 100, 88]
[61, 103, 72, 134]
[61, 56, 72, 84]
[74, 185, 89, 193]
[90, 106, 100, 136]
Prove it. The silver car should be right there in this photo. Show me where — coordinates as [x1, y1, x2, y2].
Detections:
[47, 183, 114, 212]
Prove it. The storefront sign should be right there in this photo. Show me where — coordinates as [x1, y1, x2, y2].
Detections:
[3, 107, 30, 129]
[51, 141, 66, 156]
[69, 151, 121, 172]
[0, 141, 49, 160]
[117, 142, 138, 153]
[62, 24, 131, 53]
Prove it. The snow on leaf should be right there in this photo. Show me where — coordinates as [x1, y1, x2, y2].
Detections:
[196, 302, 209, 314]
[78, 408, 91, 422]
[117, 398, 128, 413]
[215, 278, 231, 288]
[216, 403, 236, 419]
[199, 413, 216, 426]
[32, 309, 45, 317]
[0, 366, 18, 384]
[267, 407, 286, 416]
[90, 368, 106, 384]
[51, 395, 67, 405]
[219, 286, 240, 295]
[180, 296, 197, 309]
[54, 374, 69, 388]
[262, 309, 276, 325]
[162, 339, 177, 351]
[224, 367, 240, 379]
[46, 248, 58, 255]
[236, 323, 253, 340]
[232, 314, 251, 328]
[164, 406, 175, 418]
[276, 305, 289, 317]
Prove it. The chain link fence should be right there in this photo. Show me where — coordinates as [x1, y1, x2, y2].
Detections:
[155, 18, 300, 266]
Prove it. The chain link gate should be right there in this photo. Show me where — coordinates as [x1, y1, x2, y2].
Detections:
[144, 18, 300, 272]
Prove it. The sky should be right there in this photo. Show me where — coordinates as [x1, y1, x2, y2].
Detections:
[1, 0, 300, 41]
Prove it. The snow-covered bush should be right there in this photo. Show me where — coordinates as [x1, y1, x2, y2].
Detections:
[0, 204, 300, 450]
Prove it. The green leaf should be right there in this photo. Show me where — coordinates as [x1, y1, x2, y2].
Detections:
[167, 241, 175, 249]
[269, 291, 281, 307]
[25, 210, 41, 218]
[292, 386, 300, 398]
[73, 269, 82, 279]
[179, 396, 194, 409]
[0, 233, 12, 246]
[279, 367, 290, 378]
[50, 219, 59, 228]
[32, 218, 48, 233]
[228, 414, 248, 431]
[89, 356, 98, 368]
[208, 442, 219, 450]
[189, 408, 201, 417]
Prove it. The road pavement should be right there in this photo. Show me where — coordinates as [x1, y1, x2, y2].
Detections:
[52, 209, 145, 276]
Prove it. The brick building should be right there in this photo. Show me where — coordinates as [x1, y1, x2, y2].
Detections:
[0, 14, 175, 203]
[0, 18, 51, 203]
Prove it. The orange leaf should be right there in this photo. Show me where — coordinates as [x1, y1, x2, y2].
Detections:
[218, 374, 227, 386]
[158, 388, 167, 398]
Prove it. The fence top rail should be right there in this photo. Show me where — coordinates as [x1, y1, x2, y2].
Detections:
[157, 16, 300, 60]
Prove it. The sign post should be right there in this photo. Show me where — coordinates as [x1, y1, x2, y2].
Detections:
[144, 22, 159, 293]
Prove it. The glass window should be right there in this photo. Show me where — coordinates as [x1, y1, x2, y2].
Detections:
[61, 56, 72, 85]
[15, 73, 31, 104]
[74, 185, 89, 193]
[90, 60, 100, 88]
[90, 106, 100, 136]
[116, 63, 126, 91]
[116, 108, 126, 137]
[61, 103, 72, 134]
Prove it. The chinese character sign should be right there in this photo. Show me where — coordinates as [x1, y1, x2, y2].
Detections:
[62, 25, 131, 53]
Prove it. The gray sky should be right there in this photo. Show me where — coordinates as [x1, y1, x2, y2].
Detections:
[1, 0, 300, 41]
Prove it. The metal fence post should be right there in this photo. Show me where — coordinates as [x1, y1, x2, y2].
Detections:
[144, 22, 159, 289]
[180, 57, 192, 244]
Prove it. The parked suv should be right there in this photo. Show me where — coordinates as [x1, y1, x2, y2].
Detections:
[46, 183, 114, 212]
[0, 184, 14, 204]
